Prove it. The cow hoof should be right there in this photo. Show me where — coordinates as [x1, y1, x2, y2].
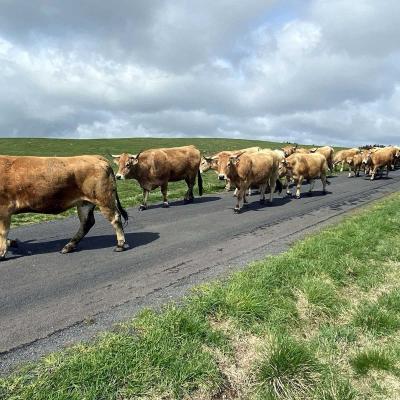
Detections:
[295, 195, 301, 199]
[61, 244, 76, 254]
[184, 198, 194, 204]
[8, 239, 18, 248]
[162, 202, 169, 208]
[234, 207, 241, 214]
[114, 244, 128, 252]
[138, 205, 147, 211]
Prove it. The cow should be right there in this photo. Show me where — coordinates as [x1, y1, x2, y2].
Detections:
[113, 145, 202, 210]
[309, 146, 335, 172]
[346, 153, 364, 177]
[295, 147, 310, 154]
[0, 155, 128, 259]
[362, 147, 396, 180]
[226, 150, 281, 213]
[281, 145, 297, 157]
[200, 147, 260, 191]
[281, 153, 330, 199]
[333, 148, 361, 172]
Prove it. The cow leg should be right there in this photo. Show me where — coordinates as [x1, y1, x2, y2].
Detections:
[340, 160, 345, 172]
[0, 214, 11, 260]
[321, 174, 327, 193]
[139, 189, 150, 211]
[370, 166, 377, 180]
[161, 183, 169, 208]
[259, 184, 267, 204]
[233, 187, 238, 197]
[269, 177, 276, 203]
[184, 176, 195, 203]
[295, 177, 303, 199]
[61, 202, 96, 254]
[225, 179, 231, 191]
[234, 186, 246, 213]
[285, 178, 292, 197]
[308, 179, 315, 195]
[98, 205, 126, 252]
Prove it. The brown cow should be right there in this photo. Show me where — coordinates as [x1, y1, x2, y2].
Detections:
[226, 150, 281, 213]
[0, 155, 128, 259]
[113, 145, 202, 210]
[200, 147, 260, 191]
[362, 147, 396, 180]
[333, 148, 360, 172]
[281, 153, 329, 199]
[309, 146, 334, 171]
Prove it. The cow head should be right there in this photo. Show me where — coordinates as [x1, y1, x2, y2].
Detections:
[199, 155, 218, 173]
[226, 152, 245, 176]
[112, 153, 140, 180]
[361, 151, 372, 165]
[215, 152, 235, 180]
[281, 145, 296, 157]
[309, 147, 317, 153]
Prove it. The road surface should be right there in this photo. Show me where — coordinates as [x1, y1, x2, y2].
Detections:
[1, 171, 400, 373]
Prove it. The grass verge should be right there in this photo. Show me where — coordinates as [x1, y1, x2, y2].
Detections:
[2, 192, 400, 399]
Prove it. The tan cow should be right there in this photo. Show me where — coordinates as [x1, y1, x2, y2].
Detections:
[333, 148, 361, 172]
[200, 147, 260, 191]
[346, 153, 364, 177]
[309, 146, 334, 171]
[295, 147, 310, 154]
[362, 147, 396, 180]
[0, 155, 128, 259]
[113, 145, 202, 210]
[226, 150, 281, 213]
[281, 153, 329, 199]
[281, 145, 297, 157]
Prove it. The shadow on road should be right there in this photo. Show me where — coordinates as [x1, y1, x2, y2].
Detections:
[8, 231, 160, 257]
[140, 195, 222, 210]
[234, 195, 292, 213]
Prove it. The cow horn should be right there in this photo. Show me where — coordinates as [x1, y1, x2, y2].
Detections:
[111, 154, 121, 158]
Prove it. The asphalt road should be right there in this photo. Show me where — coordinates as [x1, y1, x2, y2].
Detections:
[1, 171, 400, 373]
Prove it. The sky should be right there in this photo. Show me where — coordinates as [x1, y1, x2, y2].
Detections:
[0, 0, 399, 146]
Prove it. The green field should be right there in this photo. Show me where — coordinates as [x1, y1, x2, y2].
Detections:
[0, 137, 297, 227]
[2, 193, 400, 399]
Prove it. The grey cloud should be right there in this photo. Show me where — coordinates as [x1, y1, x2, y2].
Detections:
[0, 0, 399, 146]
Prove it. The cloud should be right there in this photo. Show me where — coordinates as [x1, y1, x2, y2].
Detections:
[0, 0, 399, 146]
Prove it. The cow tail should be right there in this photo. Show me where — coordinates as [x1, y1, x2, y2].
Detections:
[275, 178, 283, 193]
[198, 169, 203, 196]
[115, 190, 129, 225]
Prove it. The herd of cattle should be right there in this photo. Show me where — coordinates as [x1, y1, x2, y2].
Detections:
[0, 143, 399, 259]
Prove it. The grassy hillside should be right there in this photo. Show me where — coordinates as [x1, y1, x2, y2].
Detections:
[0, 137, 292, 227]
[2, 192, 400, 399]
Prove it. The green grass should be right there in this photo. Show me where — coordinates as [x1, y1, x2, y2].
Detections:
[2, 192, 400, 399]
[350, 349, 398, 375]
[0, 137, 292, 227]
